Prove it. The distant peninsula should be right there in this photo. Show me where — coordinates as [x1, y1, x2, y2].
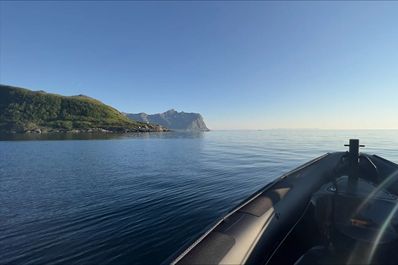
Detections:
[0, 85, 167, 133]
[125, 109, 209, 131]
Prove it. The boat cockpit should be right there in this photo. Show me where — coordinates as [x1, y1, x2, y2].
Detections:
[167, 140, 398, 265]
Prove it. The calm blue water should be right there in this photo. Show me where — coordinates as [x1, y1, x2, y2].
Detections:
[1, 130, 397, 264]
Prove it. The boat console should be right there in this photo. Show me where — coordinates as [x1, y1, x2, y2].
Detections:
[308, 177, 398, 262]
[303, 140, 398, 264]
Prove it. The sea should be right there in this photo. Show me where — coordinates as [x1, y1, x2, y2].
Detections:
[1, 130, 397, 264]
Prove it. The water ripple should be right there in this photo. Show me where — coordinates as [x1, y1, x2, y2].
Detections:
[1, 130, 397, 264]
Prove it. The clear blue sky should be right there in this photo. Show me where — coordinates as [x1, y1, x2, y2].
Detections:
[1, 1, 398, 129]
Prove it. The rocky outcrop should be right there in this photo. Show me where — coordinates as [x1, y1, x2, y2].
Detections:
[125, 109, 209, 131]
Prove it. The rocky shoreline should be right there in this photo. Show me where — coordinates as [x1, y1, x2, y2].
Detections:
[3, 125, 169, 134]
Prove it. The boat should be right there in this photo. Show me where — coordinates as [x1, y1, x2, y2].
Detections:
[165, 139, 398, 265]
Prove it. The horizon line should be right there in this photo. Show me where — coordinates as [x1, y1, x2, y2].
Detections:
[208, 128, 398, 131]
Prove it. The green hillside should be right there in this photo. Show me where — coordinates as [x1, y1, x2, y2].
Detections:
[0, 85, 166, 133]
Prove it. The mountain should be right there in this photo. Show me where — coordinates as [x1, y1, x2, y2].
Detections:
[125, 109, 209, 131]
[0, 85, 167, 133]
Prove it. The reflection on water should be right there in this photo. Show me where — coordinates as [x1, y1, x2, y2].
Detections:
[0, 131, 205, 141]
[0, 130, 397, 264]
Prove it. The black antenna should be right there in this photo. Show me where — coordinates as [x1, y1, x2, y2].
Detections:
[344, 139, 365, 189]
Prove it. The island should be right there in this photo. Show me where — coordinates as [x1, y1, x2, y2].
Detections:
[0, 85, 168, 133]
[125, 109, 209, 131]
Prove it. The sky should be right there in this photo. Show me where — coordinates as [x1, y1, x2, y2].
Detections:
[1, 1, 398, 130]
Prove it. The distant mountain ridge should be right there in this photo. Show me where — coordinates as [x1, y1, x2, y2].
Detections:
[0, 84, 167, 133]
[125, 109, 209, 131]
